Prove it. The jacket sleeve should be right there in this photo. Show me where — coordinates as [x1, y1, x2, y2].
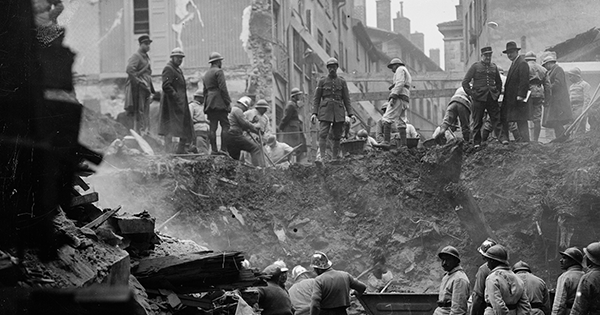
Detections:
[543, 72, 552, 104]
[310, 279, 323, 315]
[517, 61, 530, 98]
[216, 70, 232, 107]
[462, 64, 476, 96]
[342, 80, 354, 116]
[517, 290, 532, 315]
[348, 274, 367, 295]
[126, 54, 140, 80]
[162, 66, 177, 98]
[486, 277, 509, 315]
[551, 274, 567, 315]
[569, 277, 589, 315]
[279, 103, 294, 130]
[495, 68, 503, 96]
[391, 68, 407, 96]
[236, 109, 258, 133]
[313, 80, 323, 115]
[450, 278, 470, 315]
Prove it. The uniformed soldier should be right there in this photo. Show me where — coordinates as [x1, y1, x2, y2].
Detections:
[203, 51, 231, 155]
[482, 245, 531, 315]
[551, 247, 584, 315]
[513, 261, 549, 315]
[434, 246, 471, 315]
[570, 242, 600, 315]
[472, 238, 499, 315]
[311, 58, 355, 162]
[375, 57, 412, 148]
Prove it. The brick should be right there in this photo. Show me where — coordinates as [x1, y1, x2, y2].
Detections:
[113, 215, 156, 235]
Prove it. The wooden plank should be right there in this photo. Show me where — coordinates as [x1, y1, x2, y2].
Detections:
[70, 192, 99, 207]
[350, 89, 456, 102]
[73, 176, 90, 191]
[83, 206, 121, 230]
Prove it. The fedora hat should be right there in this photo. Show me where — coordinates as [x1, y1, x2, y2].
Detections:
[502, 41, 521, 53]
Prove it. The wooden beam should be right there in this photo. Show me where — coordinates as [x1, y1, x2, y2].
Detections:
[83, 206, 121, 230]
[344, 71, 465, 82]
[350, 89, 456, 102]
[70, 192, 99, 207]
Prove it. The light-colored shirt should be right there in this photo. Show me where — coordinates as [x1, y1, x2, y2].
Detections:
[569, 79, 591, 106]
[229, 105, 257, 133]
[391, 65, 412, 97]
[551, 265, 584, 315]
[189, 100, 209, 132]
[245, 108, 271, 139]
[266, 141, 294, 164]
[290, 278, 316, 315]
[406, 124, 419, 138]
[434, 266, 471, 315]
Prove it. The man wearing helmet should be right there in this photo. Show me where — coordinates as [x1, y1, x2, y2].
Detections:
[512, 261, 549, 315]
[482, 245, 530, 315]
[226, 97, 264, 166]
[158, 47, 194, 154]
[309, 251, 366, 315]
[471, 238, 498, 315]
[258, 264, 293, 315]
[551, 247, 584, 315]
[279, 88, 307, 162]
[188, 89, 209, 154]
[311, 58, 355, 162]
[290, 265, 316, 315]
[434, 246, 470, 315]
[203, 52, 231, 155]
[570, 242, 600, 315]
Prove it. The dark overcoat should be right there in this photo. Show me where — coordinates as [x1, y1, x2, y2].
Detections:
[542, 64, 572, 128]
[503, 55, 530, 121]
[158, 61, 194, 139]
[312, 75, 353, 123]
[124, 51, 154, 113]
[278, 100, 306, 153]
[203, 65, 231, 113]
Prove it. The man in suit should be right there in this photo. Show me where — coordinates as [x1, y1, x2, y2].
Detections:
[500, 41, 530, 144]
[124, 34, 155, 133]
[158, 48, 194, 154]
[203, 52, 231, 155]
[541, 54, 572, 139]
[279, 88, 307, 162]
[462, 46, 503, 148]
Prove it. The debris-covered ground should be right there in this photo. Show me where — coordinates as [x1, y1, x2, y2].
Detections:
[86, 109, 600, 295]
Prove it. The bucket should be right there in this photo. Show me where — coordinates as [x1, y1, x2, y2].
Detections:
[341, 139, 366, 154]
[407, 138, 419, 148]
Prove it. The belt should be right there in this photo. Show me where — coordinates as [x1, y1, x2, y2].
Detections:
[486, 303, 517, 310]
[531, 302, 546, 310]
[437, 301, 452, 307]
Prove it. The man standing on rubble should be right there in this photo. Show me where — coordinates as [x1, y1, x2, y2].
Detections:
[433, 246, 470, 315]
[290, 266, 316, 315]
[569, 242, 600, 315]
[567, 67, 591, 135]
[513, 261, 549, 315]
[188, 89, 210, 154]
[482, 245, 531, 315]
[258, 264, 293, 315]
[311, 58, 355, 162]
[279, 88, 307, 161]
[471, 238, 498, 315]
[551, 247, 584, 315]
[541, 54, 572, 140]
[125, 35, 155, 133]
[309, 251, 366, 315]
[227, 96, 263, 166]
[462, 46, 502, 148]
[203, 52, 231, 155]
[158, 48, 194, 154]
[375, 58, 411, 148]
[524, 52, 551, 142]
[501, 41, 531, 143]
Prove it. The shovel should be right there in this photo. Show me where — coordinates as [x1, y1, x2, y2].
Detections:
[552, 81, 600, 143]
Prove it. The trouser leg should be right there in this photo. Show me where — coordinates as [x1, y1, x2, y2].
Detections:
[318, 121, 332, 161]
[554, 124, 565, 139]
[398, 128, 407, 146]
[499, 104, 509, 143]
[375, 120, 384, 143]
[516, 120, 530, 142]
[208, 113, 219, 153]
[218, 111, 230, 152]
[457, 105, 471, 142]
[195, 130, 210, 154]
[226, 132, 243, 160]
[487, 100, 502, 139]
[330, 121, 344, 159]
[471, 100, 485, 145]
[176, 138, 188, 154]
[164, 135, 173, 153]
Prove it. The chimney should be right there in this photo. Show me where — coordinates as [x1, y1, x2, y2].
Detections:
[456, 4, 463, 21]
[353, 0, 367, 25]
[376, 0, 391, 31]
[429, 48, 440, 67]
[410, 32, 424, 52]
[393, 2, 410, 37]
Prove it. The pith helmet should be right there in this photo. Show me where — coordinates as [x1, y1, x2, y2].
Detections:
[525, 51, 537, 61]
[583, 242, 600, 266]
[438, 246, 460, 261]
[209, 52, 224, 63]
[291, 88, 303, 97]
[542, 54, 557, 66]
[170, 47, 185, 57]
[482, 244, 509, 265]
[326, 58, 339, 66]
[237, 96, 252, 109]
[310, 251, 333, 270]
[262, 264, 282, 276]
[291, 265, 309, 280]
[357, 129, 368, 138]
[512, 260, 531, 273]
[478, 238, 498, 255]
[560, 247, 584, 265]
[387, 58, 404, 68]
[255, 99, 269, 109]
[567, 67, 582, 77]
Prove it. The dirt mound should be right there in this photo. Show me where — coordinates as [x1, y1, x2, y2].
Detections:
[79, 107, 129, 150]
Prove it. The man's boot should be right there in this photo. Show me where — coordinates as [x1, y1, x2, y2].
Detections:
[374, 122, 391, 148]
[317, 138, 328, 163]
[331, 140, 341, 160]
[398, 128, 407, 147]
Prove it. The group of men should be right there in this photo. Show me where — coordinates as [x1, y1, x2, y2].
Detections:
[433, 239, 600, 315]
[436, 40, 594, 148]
[124, 34, 306, 162]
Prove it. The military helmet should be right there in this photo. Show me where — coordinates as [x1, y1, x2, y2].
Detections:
[326, 57, 339, 66]
[438, 246, 460, 261]
[209, 52, 224, 63]
[262, 264, 282, 276]
[560, 247, 584, 265]
[512, 260, 531, 273]
[482, 244, 509, 265]
[310, 251, 333, 270]
[291, 88, 303, 97]
[170, 47, 185, 57]
[387, 57, 404, 69]
[357, 129, 368, 138]
[272, 259, 289, 272]
[237, 96, 252, 109]
[584, 242, 600, 266]
[477, 238, 498, 255]
[567, 67, 582, 77]
[255, 99, 269, 109]
[291, 265, 309, 280]
[542, 54, 557, 66]
[524, 51, 537, 61]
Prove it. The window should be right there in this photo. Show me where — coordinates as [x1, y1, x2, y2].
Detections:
[325, 40, 331, 55]
[293, 30, 304, 67]
[306, 10, 312, 34]
[133, 0, 149, 35]
[317, 29, 324, 47]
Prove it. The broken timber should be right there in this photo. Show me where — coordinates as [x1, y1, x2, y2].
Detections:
[70, 192, 99, 207]
[83, 206, 122, 230]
